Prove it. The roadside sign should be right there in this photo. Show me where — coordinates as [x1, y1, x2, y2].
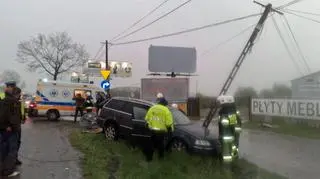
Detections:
[100, 70, 111, 80]
[100, 80, 111, 90]
[88, 62, 101, 68]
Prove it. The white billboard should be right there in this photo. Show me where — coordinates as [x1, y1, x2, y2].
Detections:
[251, 98, 320, 120]
[141, 78, 189, 102]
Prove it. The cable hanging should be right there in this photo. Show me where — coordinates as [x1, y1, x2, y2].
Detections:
[281, 15, 311, 72]
[110, 13, 262, 46]
[92, 44, 105, 61]
[113, 0, 192, 42]
[285, 8, 320, 17]
[282, 10, 320, 24]
[110, 0, 172, 41]
[276, 0, 304, 9]
[271, 15, 304, 75]
[200, 23, 256, 57]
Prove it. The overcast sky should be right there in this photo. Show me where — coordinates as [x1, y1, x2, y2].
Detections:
[1, 0, 320, 96]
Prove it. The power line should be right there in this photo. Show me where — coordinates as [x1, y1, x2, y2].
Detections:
[281, 15, 311, 72]
[271, 15, 304, 75]
[285, 8, 320, 17]
[111, 13, 261, 46]
[113, 0, 192, 42]
[282, 10, 320, 24]
[277, 0, 304, 9]
[200, 23, 256, 57]
[110, 0, 171, 41]
[92, 44, 105, 61]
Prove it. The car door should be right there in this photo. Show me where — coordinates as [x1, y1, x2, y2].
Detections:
[117, 101, 134, 138]
[131, 103, 152, 144]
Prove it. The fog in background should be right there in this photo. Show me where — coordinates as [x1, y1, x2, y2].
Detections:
[1, 0, 319, 96]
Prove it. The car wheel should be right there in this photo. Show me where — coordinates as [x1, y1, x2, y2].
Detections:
[47, 110, 59, 121]
[169, 138, 188, 152]
[104, 123, 118, 141]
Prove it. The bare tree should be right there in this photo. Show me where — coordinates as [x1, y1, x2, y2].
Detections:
[16, 32, 89, 80]
[0, 69, 26, 89]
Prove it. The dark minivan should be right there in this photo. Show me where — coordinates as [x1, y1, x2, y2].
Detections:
[97, 97, 221, 155]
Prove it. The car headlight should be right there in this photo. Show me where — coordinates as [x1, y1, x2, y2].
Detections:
[221, 118, 229, 126]
[195, 139, 211, 146]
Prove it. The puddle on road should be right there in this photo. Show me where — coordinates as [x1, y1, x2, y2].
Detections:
[227, 159, 287, 179]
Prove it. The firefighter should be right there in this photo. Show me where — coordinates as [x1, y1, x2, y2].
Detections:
[217, 95, 241, 163]
[83, 92, 94, 113]
[144, 97, 174, 162]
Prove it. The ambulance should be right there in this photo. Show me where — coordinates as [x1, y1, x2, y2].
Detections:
[33, 79, 105, 120]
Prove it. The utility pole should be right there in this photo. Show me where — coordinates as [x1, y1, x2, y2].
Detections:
[202, 2, 283, 129]
[105, 40, 110, 95]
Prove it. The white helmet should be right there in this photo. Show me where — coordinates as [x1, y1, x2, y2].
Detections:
[156, 92, 164, 99]
[217, 95, 235, 105]
[171, 103, 178, 108]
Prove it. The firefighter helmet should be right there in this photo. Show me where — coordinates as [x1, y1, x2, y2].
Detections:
[217, 95, 235, 104]
[156, 92, 164, 99]
[171, 103, 178, 108]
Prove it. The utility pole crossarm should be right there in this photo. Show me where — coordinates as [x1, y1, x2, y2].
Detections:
[202, 3, 280, 129]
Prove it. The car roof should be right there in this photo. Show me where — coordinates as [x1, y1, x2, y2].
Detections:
[111, 97, 155, 106]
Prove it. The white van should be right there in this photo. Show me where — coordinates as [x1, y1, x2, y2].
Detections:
[34, 79, 105, 120]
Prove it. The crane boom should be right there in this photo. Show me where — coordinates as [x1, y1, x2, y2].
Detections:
[202, 4, 273, 129]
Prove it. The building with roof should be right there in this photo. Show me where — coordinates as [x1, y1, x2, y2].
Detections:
[291, 71, 320, 99]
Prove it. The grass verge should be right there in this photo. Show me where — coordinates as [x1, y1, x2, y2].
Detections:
[69, 130, 286, 179]
[243, 118, 320, 139]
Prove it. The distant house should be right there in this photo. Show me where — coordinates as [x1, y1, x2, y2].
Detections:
[291, 71, 320, 99]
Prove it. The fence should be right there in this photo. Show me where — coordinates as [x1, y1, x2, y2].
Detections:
[246, 96, 320, 128]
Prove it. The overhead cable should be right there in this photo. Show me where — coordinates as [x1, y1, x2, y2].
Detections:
[110, 0, 171, 41]
[200, 23, 256, 57]
[285, 8, 320, 17]
[271, 15, 304, 75]
[281, 15, 311, 72]
[276, 0, 304, 9]
[113, 0, 192, 42]
[92, 44, 105, 61]
[282, 10, 320, 24]
[111, 13, 261, 46]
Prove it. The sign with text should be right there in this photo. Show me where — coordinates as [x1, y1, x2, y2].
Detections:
[141, 78, 189, 102]
[251, 98, 320, 120]
[83, 61, 132, 78]
[88, 62, 101, 68]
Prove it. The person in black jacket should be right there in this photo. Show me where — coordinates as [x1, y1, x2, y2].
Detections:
[95, 92, 104, 115]
[1, 82, 21, 177]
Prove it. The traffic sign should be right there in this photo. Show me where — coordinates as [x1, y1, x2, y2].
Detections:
[100, 70, 111, 80]
[101, 80, 111, 90]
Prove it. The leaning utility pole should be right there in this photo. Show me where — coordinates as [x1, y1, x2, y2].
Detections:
[202, 2, 283, 129]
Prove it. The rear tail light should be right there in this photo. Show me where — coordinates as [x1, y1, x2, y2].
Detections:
[29, 102, 37, 108]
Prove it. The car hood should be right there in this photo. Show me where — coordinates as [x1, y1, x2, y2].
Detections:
[176, 121, 218, 139]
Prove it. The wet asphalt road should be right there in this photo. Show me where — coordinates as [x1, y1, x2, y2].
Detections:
[8, 116, 320, 179]
[12, 118, 83, 179]
[240, 129, 320, 179]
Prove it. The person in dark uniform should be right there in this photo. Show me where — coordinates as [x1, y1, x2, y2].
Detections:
[95, 92, 104, 115]
[1, 81, 21, 177]
[83, 92, 94, 113]
[72, 93, 85, 123]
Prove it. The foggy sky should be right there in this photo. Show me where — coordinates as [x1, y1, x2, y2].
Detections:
[1, 0, 320, 96]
